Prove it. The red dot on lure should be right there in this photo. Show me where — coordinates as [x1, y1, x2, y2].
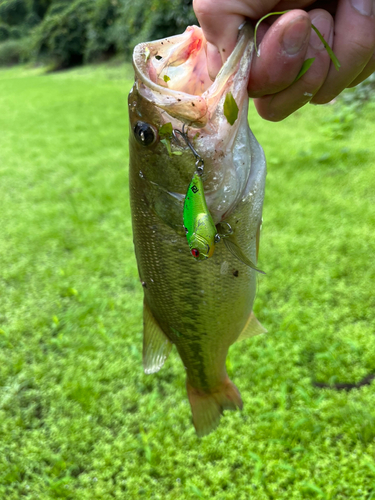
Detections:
[191, 248, 199, 258]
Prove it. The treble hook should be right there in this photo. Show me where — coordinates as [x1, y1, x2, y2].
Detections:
[172, 125, 204, 175]
[216, 221, 234, 239]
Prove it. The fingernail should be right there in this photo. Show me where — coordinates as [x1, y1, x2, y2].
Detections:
[350, 0, 372, 16]
[282, 17, 310, 55]
[309, 15, 333, 51]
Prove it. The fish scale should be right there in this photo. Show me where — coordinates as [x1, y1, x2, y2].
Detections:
[130, 151, 262, 393]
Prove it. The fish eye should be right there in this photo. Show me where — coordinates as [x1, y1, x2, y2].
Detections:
[133, 121, 157, 147]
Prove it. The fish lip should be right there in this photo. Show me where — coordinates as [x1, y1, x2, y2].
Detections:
[132, 26, 209, 126]
[132, 24, 254, 128]
[132, 26, 208, 99]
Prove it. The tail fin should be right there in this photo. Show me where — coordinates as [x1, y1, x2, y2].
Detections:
[186, 377, 243, 437]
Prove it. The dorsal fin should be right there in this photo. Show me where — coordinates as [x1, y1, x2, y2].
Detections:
[143, 299, 172, 374]
[236, 311, 267, 342]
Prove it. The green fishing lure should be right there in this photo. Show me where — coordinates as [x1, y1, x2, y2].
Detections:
[178, 126, 265, 272]
[183, 171, 265, 273]
[183, 172, 217, 260]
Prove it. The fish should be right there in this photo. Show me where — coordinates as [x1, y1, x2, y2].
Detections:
[128, 23, 267, 437]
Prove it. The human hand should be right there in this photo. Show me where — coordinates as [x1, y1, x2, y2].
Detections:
[193, 0, 375, 121]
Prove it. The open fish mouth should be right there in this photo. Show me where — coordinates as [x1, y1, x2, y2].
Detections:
[132, 24, 254, 129]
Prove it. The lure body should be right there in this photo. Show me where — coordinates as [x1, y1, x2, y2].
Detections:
[183, 172, 216, 260]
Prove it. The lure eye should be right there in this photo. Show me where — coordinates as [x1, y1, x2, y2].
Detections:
[191, 248, 199, 258]
[133, 121, 157, 146]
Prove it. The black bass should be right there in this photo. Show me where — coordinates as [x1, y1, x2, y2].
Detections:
[128, 24, 267, 437]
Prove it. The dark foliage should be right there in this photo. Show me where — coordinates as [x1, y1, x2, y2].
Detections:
[30, 0, 196, 69]
[9, 24, 21, 38]
[25, 11, 41, 28]
[0, 0, 196, 68]
[0, 22, 9, 41]
[32, 0, 93, 67]
[31, 0, 53, 18]
[84, 0, 119, 62]
[111, 0, 196, 58]
[0, 36, 29, 64]
[0, 0, 28, 26]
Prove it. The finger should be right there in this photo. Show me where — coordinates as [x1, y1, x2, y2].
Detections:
[347, 50, 375, 86]
[193, 0, 246, 79]
[193, 0, 282, 79]
[312, 0, 375, 103]
[254, 9, 334, 120]
[204, 15, 245, 80]
[248, 10, 311, 98]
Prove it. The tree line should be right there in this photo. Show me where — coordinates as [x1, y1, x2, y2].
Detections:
[0, 0, 196, 68]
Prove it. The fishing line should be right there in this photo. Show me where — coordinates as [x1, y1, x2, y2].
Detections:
[175, 126, 237, 249]
[172, 125, 204, 174]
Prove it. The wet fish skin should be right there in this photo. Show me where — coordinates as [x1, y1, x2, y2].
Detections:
[128, 25, 267, 436]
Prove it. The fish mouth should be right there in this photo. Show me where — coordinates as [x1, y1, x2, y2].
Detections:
[132, 24, 254, 128]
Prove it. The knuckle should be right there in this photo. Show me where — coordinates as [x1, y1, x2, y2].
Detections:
[347, 34, 375, 60]
[300, 67, 328, 92]
[255, 97, 286, 122]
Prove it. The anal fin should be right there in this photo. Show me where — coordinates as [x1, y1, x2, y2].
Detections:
[236, 311, 267, 342]
[143, 299, 172, 374]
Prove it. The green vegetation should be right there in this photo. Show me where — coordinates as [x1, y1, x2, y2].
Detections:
[0, 0, 196, 68]
[0, 63, 375, 499]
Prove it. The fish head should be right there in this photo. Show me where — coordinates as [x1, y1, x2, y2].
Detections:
[128, 82, 195, 195]
[130, 23, 266, 222]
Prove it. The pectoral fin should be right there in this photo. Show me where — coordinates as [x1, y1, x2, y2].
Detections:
[143, 299, 172, 374]
[223, 237, 265, 274]
[236, 311, 267, 342]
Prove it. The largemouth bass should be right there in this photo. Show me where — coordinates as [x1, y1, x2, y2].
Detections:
[128, 24, 267, 437]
